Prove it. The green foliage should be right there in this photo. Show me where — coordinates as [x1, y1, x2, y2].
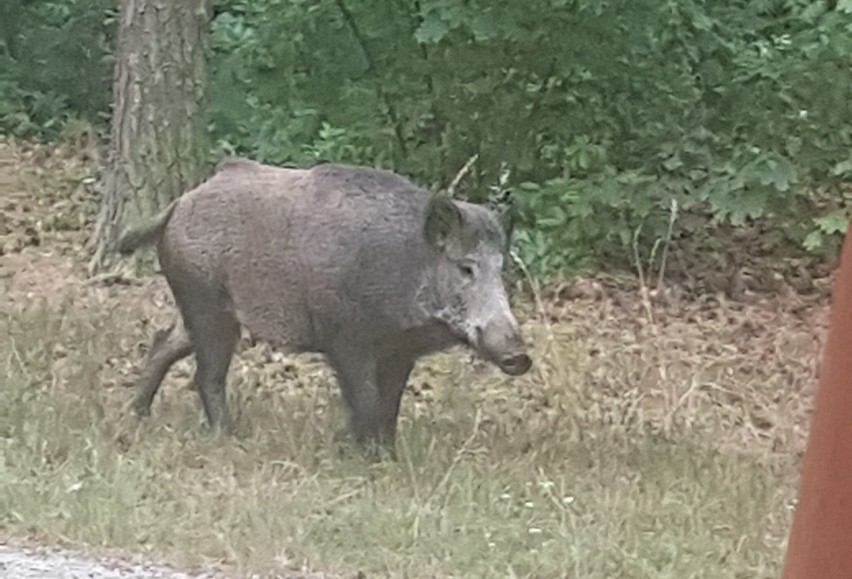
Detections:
[804, 208, 850, 252]
[3, 0, 851, 278]
[204, 0, 852, 276]
[0, 0, 115, 138]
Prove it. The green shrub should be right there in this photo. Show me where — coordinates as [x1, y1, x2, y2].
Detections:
[3, 0, 851, 278]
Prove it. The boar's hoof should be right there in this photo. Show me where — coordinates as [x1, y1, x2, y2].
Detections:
[132, 399, 152, 418]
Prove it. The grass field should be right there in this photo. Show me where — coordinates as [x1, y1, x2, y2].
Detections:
[0, 138, 825, 577]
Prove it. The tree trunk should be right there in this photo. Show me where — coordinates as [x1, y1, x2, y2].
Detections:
[89, 0, 211, 275]
[782, 226, 852, 577]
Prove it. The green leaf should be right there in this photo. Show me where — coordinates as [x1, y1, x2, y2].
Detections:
[577, 149, 591, 170]
[832, 158, 852, 176]
[713, 185, 770, 226]
[518, 182, 541, 192]
[662, 155, 683, 171]
[803, 230, 824, 252]
[469, 13, 499, 41]
[415, 13, 449, 44]
[756, 159, 795, 192]
[815, 211, 849, 235]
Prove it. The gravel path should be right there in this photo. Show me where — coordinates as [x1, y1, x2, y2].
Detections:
[0, 544, 343, 579]
[0, 545, 230, 579]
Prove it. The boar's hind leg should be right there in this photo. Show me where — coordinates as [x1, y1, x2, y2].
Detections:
[169, 277, 240, 435]
[133, 316, 193, 417]
[376, 355, 415, 448]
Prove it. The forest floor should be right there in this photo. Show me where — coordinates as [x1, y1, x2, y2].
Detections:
[0, 135, 835, 578]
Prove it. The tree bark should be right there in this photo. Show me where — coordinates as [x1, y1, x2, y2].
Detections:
[89, 0, 211, 275]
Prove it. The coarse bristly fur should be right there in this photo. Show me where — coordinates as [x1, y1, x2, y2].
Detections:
[118, 158, 532, 454]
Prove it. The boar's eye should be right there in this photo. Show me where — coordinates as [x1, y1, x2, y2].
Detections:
[458, 262, 476, 278]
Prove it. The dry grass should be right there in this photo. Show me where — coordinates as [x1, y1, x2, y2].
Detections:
[0, 285, 822, 578]
[0, 136, 827, 577]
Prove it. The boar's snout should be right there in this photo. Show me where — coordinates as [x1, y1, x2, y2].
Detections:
[474, 317, 532, 376]
[498, 352, 533, 376]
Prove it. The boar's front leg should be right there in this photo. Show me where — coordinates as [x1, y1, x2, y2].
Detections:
[376, 354, 415, 448]
[328, 345, 386, 453]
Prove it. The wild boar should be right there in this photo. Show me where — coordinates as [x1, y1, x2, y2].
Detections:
[117, 158, 531, 452]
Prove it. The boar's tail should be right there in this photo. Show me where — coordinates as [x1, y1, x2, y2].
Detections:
[116, 199, 180, 255]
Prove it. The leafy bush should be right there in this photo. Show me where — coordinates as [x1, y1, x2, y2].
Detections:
[205, 0, 852, 276]
[0, 0, 115, 138]
[3, 0, 851, 279]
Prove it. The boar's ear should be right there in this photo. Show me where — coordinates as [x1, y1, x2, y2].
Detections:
[425, 194, 463, 249]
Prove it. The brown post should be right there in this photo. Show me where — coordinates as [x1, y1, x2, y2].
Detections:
[782, 228, 852, 578]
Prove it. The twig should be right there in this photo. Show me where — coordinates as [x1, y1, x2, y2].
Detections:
[489, 161, 511, 198]
[7, 336, 30, 379]
[509, 248, 557, 388]
[85, 270, 144, 287]
[509, 248, 584, 440]
[656, 198, 679, 291]
[632, 224, 655, 326]
[663, 376, 700, 431]
[509, 250, 550, 335]
[422, 408, 482, 506]
[446, 154, 479, 199]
